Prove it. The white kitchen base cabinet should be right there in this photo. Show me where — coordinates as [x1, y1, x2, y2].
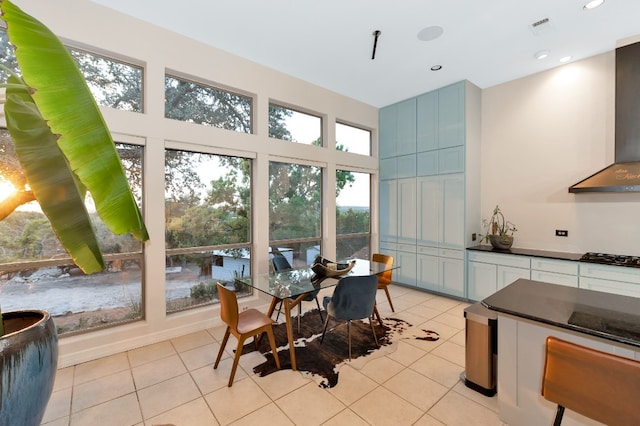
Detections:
[467, 251, 530, 301]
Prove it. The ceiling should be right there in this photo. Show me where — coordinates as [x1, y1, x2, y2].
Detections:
[90, 0, 640, 108]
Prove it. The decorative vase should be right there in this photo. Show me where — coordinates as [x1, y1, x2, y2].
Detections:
[0, 310, 58, 426]
[489, 235, 514, 250]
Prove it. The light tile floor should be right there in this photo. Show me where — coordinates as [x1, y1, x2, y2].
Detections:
[41, 286, 507, 426]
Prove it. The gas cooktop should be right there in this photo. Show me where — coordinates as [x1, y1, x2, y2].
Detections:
[580, 252, 640, 268]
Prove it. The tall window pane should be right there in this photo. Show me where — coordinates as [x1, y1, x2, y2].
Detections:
[165, 75, 252, 133]
[336, 122, 371, 156]
[269, 161, 321, 267]
[0, 137, 144, 335]
[165, 149, 252, 313]
[336, 170, 371, 260]
[269, 104, 322, 146]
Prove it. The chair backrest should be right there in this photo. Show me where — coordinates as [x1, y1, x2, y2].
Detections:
[542, 336, 640, 425]
[272, 255, 292, 272]
[328, 275, 378, 321]
[372, 253, 393, 285]
[217, 283, 239, 331]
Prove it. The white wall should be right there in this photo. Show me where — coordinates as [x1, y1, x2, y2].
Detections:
[15, 0, 379, 366]
[481, 51, 640, 256]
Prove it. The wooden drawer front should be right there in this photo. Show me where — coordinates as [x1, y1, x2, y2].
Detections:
[440, 248, 463, 260]
[531, 259, 578, 275]
[579, 263, 640, 285]
[417, 245, 439, 256]
[468, 251, 530, 269]
[397, 244, 417, 254]
[530, 270, 578, 287]
[580, 277, 640, 298]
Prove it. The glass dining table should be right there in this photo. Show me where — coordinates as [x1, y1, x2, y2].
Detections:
[235, 258, 396, 371]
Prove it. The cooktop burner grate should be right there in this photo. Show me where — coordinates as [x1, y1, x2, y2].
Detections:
[580, 252, 640, 268]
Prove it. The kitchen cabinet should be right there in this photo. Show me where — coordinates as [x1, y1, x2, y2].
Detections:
[467, 251, 530, 301]
[530, 258, 578, 288]
[379, 80, 481, 297]
[579, 262, 640, 298]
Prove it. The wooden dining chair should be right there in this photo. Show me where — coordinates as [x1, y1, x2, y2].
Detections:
[320, 274, 379, 360]
[541, 335, 640, 425]
[372, 253, 395, 312]
[214, 283, 281, 387]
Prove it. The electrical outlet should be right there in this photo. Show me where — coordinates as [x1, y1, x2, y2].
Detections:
[242, 306, 248, 311]
[555, 229, 568, 237]
[472, 233, 477, 241]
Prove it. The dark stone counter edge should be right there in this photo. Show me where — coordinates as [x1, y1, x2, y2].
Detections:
[467, 244, 583, 262]
[481, 303, 640, 349]
[482, 279, 640, 349]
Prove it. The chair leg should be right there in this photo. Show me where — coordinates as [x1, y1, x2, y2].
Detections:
[265, 328, 281, 370]
[214, 327, 231, 369]
[372, 303, 384, 327]
[553, 405, 565, 426]
[384, 286, 395, 312]
[228, 336, 246, 387]
[347, 320, 352, 360]
[369, 318, 379, 347]
[275, 300, 283, 322]
[314, 297, 324, 323]
[320, 314, 331, 343]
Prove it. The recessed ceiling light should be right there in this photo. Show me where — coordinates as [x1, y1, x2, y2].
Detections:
[560, 56, 573, 63]
[535, 50, 550, 60]
[417, 26, 444, 42]
[430, 65, 442, 71]
[584, 0, 605, 10]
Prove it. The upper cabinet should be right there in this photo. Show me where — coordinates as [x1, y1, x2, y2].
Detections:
[417, 83, 465, 152]
[379, 98, 416, 159]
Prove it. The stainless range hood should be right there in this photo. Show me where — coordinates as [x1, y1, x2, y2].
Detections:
[569, 41, 640, 193]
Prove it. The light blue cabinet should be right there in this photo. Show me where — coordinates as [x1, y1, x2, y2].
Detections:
[379, 80, 480, 298]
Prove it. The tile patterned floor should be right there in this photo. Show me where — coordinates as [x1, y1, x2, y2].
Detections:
[41, 286, 507, 426]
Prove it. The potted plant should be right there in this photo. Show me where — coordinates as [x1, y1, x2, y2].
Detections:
[0, 1, 149, 424]
[479, 205, 517, 250]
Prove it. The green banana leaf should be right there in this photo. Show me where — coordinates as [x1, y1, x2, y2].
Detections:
[0, 0, 149, 273]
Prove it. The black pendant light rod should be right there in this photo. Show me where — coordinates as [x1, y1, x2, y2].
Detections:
[371, 30, 381, 60]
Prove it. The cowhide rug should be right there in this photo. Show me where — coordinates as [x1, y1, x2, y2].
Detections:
[240, 309, 439, 388]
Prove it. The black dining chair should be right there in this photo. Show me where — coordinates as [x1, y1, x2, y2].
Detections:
[271, 255, 323, 330]
[320, 274, 379, 360]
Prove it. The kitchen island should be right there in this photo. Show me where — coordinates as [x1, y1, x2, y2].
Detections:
[482, 279, 640, 426]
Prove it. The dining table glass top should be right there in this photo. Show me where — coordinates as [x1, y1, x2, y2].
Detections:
[236, 258, 394, 299]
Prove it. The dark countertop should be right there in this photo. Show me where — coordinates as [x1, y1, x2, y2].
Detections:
[482, 279, 640, 348]
[467, 244, 583, 261]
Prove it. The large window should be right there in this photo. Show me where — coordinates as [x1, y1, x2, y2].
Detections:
[0, 138, 145, 335]
[0, 29, 143, 113]
[269, 104, 322, 146]
[336, 122, 371, 156]
[165, 149, 252, 313]
[336, 170, 371, 260]
[165, 75, 252, 133]
[269, 161, 322, 267]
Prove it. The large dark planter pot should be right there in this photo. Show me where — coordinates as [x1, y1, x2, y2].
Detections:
[489, 235, 514, 250]
[0, 310, 58, 426]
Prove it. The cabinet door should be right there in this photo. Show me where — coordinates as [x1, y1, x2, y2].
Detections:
[379, 179, 397, 242]
[579, 277, 640, 298]
[379, 105, 396, 159]
[530, 270, 578, 287]
[416, 176, 440, 246]
[416, 91, 438, 152]
[441, 174, 464, 248]
[379, 157, 397, 181]
[396, 249, 417, 287]
[438, 82, 465, 149]
[397, 178, 417, 245]
[417, 253, 439, 292]
[498, 266, 530, 290]
[396, 98, 416, 156]
[468, 261, 497, 301]
[440, 256, 464, 297]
